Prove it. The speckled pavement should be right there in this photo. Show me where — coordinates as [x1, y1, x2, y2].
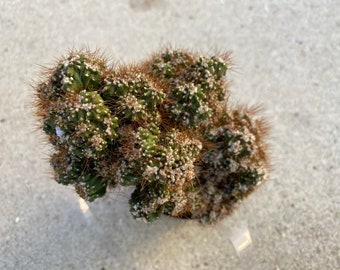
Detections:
[0, 1, 339, 269]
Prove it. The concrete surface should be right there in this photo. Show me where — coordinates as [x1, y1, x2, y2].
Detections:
[0, 0, 339, 269]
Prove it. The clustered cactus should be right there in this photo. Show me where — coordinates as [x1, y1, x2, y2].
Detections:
[35, 48, 269, 223]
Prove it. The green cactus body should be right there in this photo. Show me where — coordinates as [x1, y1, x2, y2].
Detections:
[35, 49, 269, 223]
[128, 128, 202, 221]
[102, 73, 164, 124]
[52, 53, 105, 95]
[167, 83, 212, 126]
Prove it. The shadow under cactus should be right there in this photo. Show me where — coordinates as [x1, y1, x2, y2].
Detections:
[34, 48, 269, 223]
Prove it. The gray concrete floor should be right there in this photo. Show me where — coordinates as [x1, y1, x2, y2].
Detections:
[0, 0, 339, 269]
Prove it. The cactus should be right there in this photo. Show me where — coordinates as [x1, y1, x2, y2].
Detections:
[34, 48, 269, 223]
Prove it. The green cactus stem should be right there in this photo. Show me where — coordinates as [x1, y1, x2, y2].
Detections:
[34, 48, 269, 223]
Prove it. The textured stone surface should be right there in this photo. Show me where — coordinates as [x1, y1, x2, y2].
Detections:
[0, 0, 339, 269]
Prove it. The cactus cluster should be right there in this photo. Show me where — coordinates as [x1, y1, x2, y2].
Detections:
[35, 48, 269, 223]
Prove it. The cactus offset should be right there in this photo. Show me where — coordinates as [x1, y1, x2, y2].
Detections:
[34, 48, 269, 223]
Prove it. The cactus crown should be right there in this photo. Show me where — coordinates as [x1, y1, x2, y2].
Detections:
[35, 48, 269, 223]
